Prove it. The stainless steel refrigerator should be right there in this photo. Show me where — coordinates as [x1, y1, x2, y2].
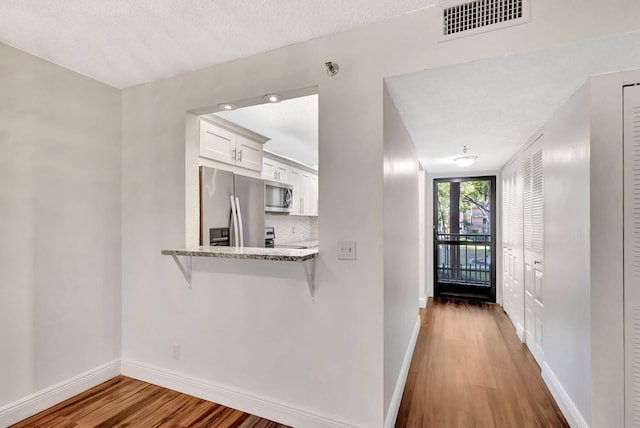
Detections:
[199, 166, 265, 247]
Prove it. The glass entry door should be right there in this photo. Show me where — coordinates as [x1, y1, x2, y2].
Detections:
[434, 177, 496, 301]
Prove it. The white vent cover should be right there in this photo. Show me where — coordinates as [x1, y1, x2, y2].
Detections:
[441, 0, 530, 40]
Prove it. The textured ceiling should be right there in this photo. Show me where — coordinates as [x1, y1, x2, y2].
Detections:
[385, 31, 640, 174]
[0, 0, 444, 89]
[214, 94, 318, 166]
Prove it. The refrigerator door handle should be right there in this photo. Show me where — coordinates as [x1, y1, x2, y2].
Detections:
[230, 195, 239, 246]
[235, 196, 244, 247]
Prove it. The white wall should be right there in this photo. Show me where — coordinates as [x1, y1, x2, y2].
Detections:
[0, 43, 121, 408]
[382, 85, 419, 424]
[116, 2, 640, 427]
[541, 83, 592, 424]
[122, 35, 387, 427]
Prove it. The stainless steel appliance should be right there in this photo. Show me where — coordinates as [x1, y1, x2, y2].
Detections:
[265, 180, 293, 213]
[200, 166, 265, 247]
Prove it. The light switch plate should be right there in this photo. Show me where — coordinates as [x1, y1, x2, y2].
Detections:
[338, 240, 356, 260]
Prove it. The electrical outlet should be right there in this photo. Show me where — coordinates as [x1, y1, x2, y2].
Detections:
[337, 240, 356, 260]
[172, 344, 181, 360]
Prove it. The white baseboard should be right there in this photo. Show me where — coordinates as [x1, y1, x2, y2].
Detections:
[419, 297, 427, 308]
[541, 362, 589, 428]
[384, 315, 421, 428]
[0, 360, 121, 427]
[505, 308, 525, 343]
[515, 322, 525, 342]
[121, 360, 358, 428]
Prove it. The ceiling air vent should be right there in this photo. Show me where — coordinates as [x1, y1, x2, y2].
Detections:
[441, 0, 530, 40]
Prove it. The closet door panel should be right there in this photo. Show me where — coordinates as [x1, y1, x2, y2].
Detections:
[624, 84, 640, 428]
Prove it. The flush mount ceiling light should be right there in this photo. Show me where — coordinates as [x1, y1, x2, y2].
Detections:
[264, 94, 281, 103]
[218, 103, 237, 111]
[454, 145, 477, 168]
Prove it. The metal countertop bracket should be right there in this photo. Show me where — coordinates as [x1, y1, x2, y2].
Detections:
[302, 254, 318, 301]
[171, 255, 192, 288]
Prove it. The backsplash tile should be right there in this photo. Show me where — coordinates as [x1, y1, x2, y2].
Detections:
[266, 214, 318, 244]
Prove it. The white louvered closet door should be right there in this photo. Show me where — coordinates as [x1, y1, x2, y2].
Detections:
[502, 173, 512, 316]
[502, 162, 524, 339]
[624, 84, 640, 428]
[523, 135, 545, 366]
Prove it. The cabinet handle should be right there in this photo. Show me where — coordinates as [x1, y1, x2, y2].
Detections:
[238, 149, 243, 162]
[232, 149, 237, 161]
[534, 260, 541, 265]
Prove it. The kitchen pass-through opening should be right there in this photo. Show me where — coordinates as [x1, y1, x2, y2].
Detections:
[185, 87, 319, 250]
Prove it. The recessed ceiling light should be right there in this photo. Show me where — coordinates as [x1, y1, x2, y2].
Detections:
[454, 146, 477, 168]
[264, 94, 281, 103]
[218, 103, 237, 111]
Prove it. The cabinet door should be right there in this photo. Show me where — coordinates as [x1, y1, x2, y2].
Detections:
[262, 160, 275, 180]
[288, 170, 301, 212]
[200, 121, 235, 164]
[276, 165, 288, 182]
[300, 174, 310, 214]
[309, 175, 318, 215]
[236, 135, 263, 172]
[268, 159, 287, 182]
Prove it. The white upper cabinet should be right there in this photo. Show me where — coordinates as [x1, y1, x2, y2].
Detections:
[262, 159, 275, 180]
[200, 121, 236, 165]
[199, 118, 267, 172]
[288, 169, 301, 212]
[298, 172, 318, 216]
[309, 175, 318, 215]
[276, 164, 288, 182]
[235, 134, 263, 172]
[262, 154, 318, 216]
[261, 158, 290, 182]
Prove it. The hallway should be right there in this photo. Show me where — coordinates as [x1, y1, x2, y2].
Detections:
[396, 298, 568, 428]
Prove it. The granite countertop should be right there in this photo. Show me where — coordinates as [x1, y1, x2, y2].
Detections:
[161, 246, 318, 262]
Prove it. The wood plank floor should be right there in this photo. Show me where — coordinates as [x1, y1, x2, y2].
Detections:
[11, 376, 289, 428]
[396, 298, 569, 428]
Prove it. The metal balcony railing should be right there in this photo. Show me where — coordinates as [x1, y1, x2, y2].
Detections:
[435, 233, 491, 287]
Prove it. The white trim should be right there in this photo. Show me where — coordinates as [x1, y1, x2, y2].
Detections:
[419, 297, 427, 308]
[541, 362, 589, 428]
[0, 360, 121, 427]
[384, 315, 421, 428]
[121, 360, 359, 428]
[515, 322, 525, 342]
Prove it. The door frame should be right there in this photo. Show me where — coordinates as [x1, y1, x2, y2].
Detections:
[433, 175, 497, 302]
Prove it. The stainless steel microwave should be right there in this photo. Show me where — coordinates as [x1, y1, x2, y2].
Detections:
[265, 180, 293, 213]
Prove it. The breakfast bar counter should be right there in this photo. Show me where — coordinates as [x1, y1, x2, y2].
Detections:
[161, 246, 318, 262]
[161, 246, 319, 297]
